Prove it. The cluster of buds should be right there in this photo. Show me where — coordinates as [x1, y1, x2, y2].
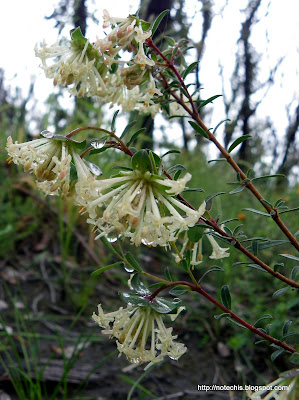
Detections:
[35, 10, 162, 114]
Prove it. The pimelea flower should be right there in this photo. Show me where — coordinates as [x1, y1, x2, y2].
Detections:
[35, 34, 108, 98]
[6, 135, 72, 196]
[174, 234, 203, 266]
[246, 373, 298, 400]
[206, 233, 230, 260]
[92, 304, 186, 368]
[75, 168, 205, 247]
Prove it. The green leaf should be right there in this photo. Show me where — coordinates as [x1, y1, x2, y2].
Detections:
[198, 266, 224, 284]
[252, 240, 259, 256]
[151, 10, 169, 35]
[124, 252, 142, 272]
[251, 174, 285, 182]
[168, 164, 186, 174]
[282, 332, 299, 344]
[141, 21, 151, 31]
[188, 121, 209, 138]
[253, 314, 273, 327]
[246, 264, 267, 273]
[213, 119, 229, 135]
[126, 128, 146, 146]
[91, 261, 123, 277]
[271, 349, 285, 362]
[169, 287, 188, 296]
[214, 313, 230, 320]
[247, 240, 289, 252]
[164, 267, 172, 281]
[282, 320, 293, 337]
[149, 151, 161, 169]
[120, 121, 136, 139]
[120, 292, 148, 307]
[242, 208, 270, 217]
[111, 110, 119, 132]
[182, 61, 199, 79]
[130, 274, 151, 295]
[272, 287, 290, 299]
[279, 254, 299, 262]
[197, 95, 222, 110]
[291, 266, 299, 280]
[164, 36, 176, 46]
[228, 135, 251, 153]
[161, 149, 181, 158]
[187, 225, 205, 243]
[208, 158, 226, 163]
[226, 317, 246, 329]
[173, 170, 182, 180]
[205, 192, 226, 204]
[278, 207, 299, 214]
[289, 353, 299, 365]
[260, 199, 273, 208]
[89, 145, 110, 156]
[100, 236, 119, 255]
[273, 263, 284, 272]
[229, 186, 245, 195]
[183, 187, 204, 193]
[220, 285, 231, 309]
[131, 149, 153, 173]
[148, 297, 181, 314]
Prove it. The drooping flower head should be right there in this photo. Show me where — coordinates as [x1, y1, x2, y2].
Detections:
[75, 150, 205, 247]
[6, 132, 73, 196]
[35, 29, 108, 98]
[206, 230, 230, 260]
[92, 276, 187, 368]
[246, 371, 298, 400]
[35, 11, 162, 114]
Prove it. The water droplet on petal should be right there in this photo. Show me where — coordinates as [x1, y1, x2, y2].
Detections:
[85, 161, 102, 176]
[41, 130, 54, 138]
[141, 238, 153, 246]
[106, 232, 119, 243]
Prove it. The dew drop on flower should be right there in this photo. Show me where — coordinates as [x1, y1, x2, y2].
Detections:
[85, 161, 102, 176]
[106, 232, 119, 243]
[41, 130, 55, 138]
[141, 238, 153, 246]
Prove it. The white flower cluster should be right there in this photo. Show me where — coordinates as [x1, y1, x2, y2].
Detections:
[92, 304, 187, 368]
[74, 162, 205, 247]
[246, 374, 298, 400]
[6, 135, 72, 196]
[35, 10, 162, 115]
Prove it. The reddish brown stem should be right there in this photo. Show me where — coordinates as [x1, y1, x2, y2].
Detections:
[146, 38, 299, 252]
[162, 164, 299, 289]
[148, 281, 298, 354]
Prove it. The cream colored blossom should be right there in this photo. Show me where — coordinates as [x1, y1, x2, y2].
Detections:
[6, 135, 72, 196]
[246, 373, 298, 400]
[92, 304, 187, 367]
[35, 38, 107, 98]
[206, 234, 230, 260]
[75, 170, 204, 247]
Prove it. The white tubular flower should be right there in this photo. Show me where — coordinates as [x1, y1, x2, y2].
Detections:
[35, 34, 107, 98]
[206, 234, 230, 260]
[92, 304, 187, 367]
[134, 26, 155, 67]
[6, 135, 72, 196]
[246, 373, 298, 400]
[75, 169, 204, 247]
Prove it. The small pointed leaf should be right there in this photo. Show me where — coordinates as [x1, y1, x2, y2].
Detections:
[220, 285, 231, 310]
[228, 135, 251, 153]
